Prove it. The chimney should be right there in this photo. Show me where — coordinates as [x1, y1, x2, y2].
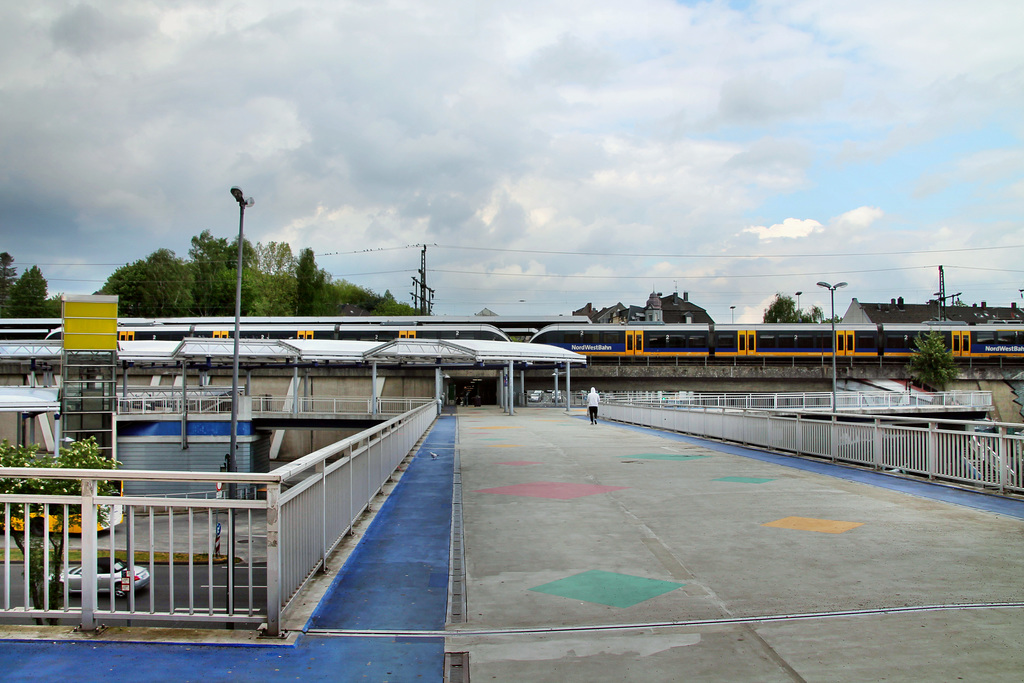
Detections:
[1012, 302, 1017, 309]
[897, 297, 904, 309]
[890, 298, 896, 305]
[683, 292, 689, 302]
[982, 301, 987, 308]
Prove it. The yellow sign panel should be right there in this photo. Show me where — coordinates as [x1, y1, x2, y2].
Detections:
[62, 295, 118, 351]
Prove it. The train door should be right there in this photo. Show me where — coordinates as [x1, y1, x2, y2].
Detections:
[737, 330, 756, 355]
[400, 330, 417, 339]
[950, 330, 969, 357]
[625, 330, 643, 356]
[837, 330, 855, 356]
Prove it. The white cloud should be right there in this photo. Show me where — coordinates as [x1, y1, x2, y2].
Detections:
[744, 217, 824, 240]
[831, 206, 884, 231]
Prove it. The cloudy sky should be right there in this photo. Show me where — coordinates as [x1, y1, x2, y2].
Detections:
[2, 0, 1022, 322]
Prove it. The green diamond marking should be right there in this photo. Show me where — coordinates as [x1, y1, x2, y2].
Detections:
[620, 453, 708, 461]
[529, 570, 683, 608]
[714, 476, 775, 484]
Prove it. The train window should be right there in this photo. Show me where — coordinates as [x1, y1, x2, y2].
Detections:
[973, 331, 994, 344]
[855, 333, 876, 350]
[796, 335, 815, 349]
[580, 331, 602, 344]
[758, 334, 776, 349]
[716, 334, 734, 349]
[688, 335, 706, 348]
[885, 334, 909, 349]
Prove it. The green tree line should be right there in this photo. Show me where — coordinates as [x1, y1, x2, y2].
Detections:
[0, 236, 418, 318]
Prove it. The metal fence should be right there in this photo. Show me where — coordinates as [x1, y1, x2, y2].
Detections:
[0, 402, 436, 635]
[601, 401, 1023, 495]
[118, 392, 436, 417]
[595, 390, 993, 412]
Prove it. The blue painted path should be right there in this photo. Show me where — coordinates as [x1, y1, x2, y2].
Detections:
[0, 415, 458, 683]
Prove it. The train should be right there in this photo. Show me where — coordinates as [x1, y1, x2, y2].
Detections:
[528, 322, 1024, 360]
[0, 318, 511, 343]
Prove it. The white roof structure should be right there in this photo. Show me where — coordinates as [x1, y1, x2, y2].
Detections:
[0, 386, 60, 412]
[114, 337, 585, 367]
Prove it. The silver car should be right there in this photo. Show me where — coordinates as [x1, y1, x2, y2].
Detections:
[61, 558, 151, 596]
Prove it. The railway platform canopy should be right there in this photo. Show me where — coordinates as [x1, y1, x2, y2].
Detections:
[0, 338, 586, 369]
[115, 337, 587, 369]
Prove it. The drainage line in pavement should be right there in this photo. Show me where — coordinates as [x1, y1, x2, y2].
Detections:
[305, 601, 1024, 639]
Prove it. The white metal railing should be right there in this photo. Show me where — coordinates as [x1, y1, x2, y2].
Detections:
[595, 390, 992, 412]
[601, 400, 1023, 495]
[0, 403, 436, 635]
[118, 393, 435, 417]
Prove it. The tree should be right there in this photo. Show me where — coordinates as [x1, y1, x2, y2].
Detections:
[295, 248, 332, 315]
[0, 438, 119, 623]
[188, 230, 255, 316]
[763, 293, 824, 323]
[0, 252, 16, 316]
[102, 249, 194, 317]
[907, 330, 960, 390]
[372, 290, 418, 316]
[7, 265, 49, 317]
[250, 242, 297, 316]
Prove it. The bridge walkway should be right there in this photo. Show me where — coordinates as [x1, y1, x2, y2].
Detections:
[2, 407, 1024, 680]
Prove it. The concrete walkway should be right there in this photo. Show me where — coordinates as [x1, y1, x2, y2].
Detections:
[1, 406, 1023, 681]
[451, 406, 1024, 682]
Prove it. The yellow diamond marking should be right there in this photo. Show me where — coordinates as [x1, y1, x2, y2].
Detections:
[762, 516, 864, 534]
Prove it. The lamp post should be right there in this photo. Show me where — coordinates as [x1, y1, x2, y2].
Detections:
[795, 291, 802, 321]
[228, 187, 252, 618]
[730, 305, 736, 323]
[816, 281, 847, 411]
[228, 187, 253, 487]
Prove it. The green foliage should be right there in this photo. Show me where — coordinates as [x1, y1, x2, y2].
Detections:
[188, 230, 257, 316]
[295, 248, 333, 315]
[8, 238, 417, 320]
[0, 252, 16, 315]
[906, 330, 960, 390]
[0, 438, 119, 622]
[373, 290, 418, 316]
[6, 265, 49, 317]
[763, 293, 825, 323]
[101, 248, 194, 317]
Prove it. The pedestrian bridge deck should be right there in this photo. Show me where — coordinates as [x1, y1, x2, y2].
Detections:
[2, 406, 1024, 681]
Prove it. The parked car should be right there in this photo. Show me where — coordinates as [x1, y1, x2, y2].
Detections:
[528, 390, 544, 403]
[60, 557, 151, 596]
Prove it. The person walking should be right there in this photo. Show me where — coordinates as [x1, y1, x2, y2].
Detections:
[587, 387, 600, 424]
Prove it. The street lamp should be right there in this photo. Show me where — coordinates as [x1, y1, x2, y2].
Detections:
[227, 186, 252, 616]
[816, 281, 847, 411]
[730, 305, 736, 323]
[228, 187, 253, 486]
[795, 291, 802, 321]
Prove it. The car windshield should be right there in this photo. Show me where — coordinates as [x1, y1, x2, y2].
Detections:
[95, 558, 126, 573]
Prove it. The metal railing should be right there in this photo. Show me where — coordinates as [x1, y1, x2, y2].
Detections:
[0, 403, 436, 635]
[595, 390, 992, 412]
[601, 400, 1023, 495]
[118, 393, 436, 417]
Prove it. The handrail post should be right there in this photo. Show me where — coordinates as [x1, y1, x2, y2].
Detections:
[79, 479, 97, 631]
[264, 482, 281, 637]
[998, 426, 1007, 494]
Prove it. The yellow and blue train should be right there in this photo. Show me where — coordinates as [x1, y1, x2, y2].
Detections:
[528, 322, 1024, 361]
